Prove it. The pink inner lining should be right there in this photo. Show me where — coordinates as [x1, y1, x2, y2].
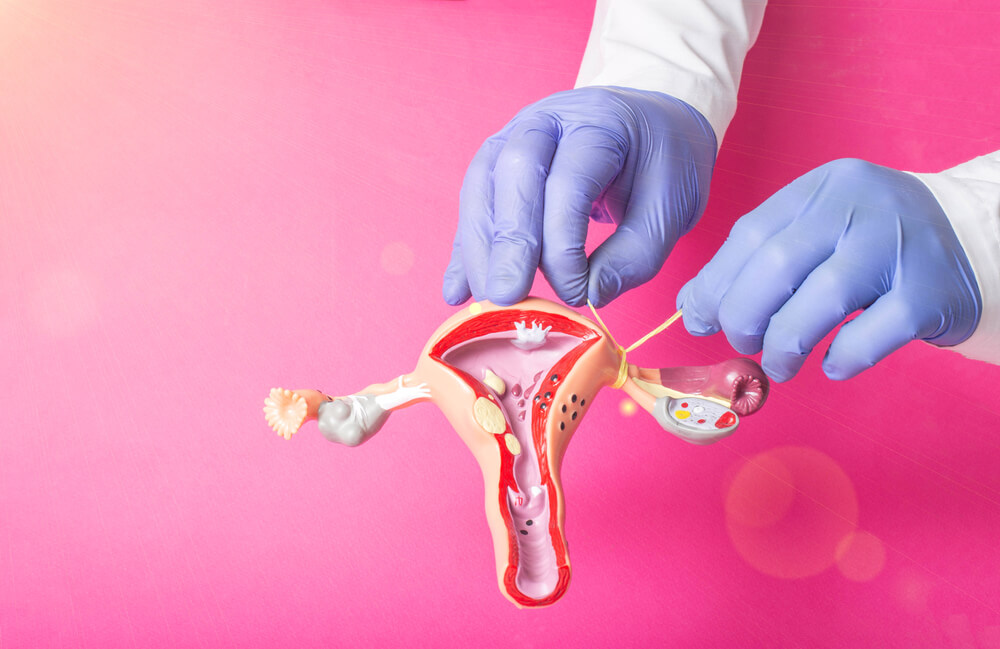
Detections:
[442, 332, 578, 599]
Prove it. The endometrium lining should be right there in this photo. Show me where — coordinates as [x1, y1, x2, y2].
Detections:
[442, 331, 577, 601]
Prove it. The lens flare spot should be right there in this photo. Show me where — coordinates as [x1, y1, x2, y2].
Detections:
[725, 446, 858, 579]
[725, 453, 795, 528]
[380, 241, 414, 275]
[835, 530, 885, 582]
[619, 398, 637, 416]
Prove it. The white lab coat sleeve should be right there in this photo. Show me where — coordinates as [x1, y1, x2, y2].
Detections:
[911, 152, 1000, 364]
[575, 0, 767, 147]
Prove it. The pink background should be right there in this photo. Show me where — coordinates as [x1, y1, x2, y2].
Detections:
[3, 1, 999, 647]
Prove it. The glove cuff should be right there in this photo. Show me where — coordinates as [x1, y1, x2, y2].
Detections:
[909, 153, 1000, 363]
[578, 63, 723, 150]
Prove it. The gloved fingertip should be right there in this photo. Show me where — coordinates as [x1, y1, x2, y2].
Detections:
[558, 289, 588, 308]
[444, 294, 471, 306]
[442, 244, 471, 305]
[760, 359, 796, 384]
[680, 305, 719, 336]
[726, 333, 764, 356]
[676, 279, 723, 336]
[442, 273, 472, 305]
[821, 349, 868, 381]
[587, 269, 623, 309]
[676, 281, 692, 311]
[683, 319, 717, 337]
[821, 362, 854, 381]
[485, 276, 530, 307]
[443, 290, 471, 307]
[488, 291, 527, 308]
[545, 269, 589, 308]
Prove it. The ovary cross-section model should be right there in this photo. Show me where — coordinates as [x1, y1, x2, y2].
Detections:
[263, 297, 769, 608]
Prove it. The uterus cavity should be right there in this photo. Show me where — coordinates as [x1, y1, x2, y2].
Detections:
[264, 298, 770, 608]
[441, 329, 583, 604]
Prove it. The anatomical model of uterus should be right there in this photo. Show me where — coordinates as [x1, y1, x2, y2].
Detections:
[264, 297, 769, 608]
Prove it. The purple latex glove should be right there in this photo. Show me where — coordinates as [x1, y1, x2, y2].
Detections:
[677, 158, 982, 382]
[443, 86, 716, 308]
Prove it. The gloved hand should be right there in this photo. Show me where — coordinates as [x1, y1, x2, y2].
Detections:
[677, 158, 982, 382]
[443, 86, 717, 308]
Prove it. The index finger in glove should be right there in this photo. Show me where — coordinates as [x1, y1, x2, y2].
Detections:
[539, 125, 627, 306]
[455, 137, 504, 301]
[487, 114, 561, 305]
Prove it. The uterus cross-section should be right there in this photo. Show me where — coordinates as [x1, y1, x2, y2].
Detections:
[263, 297, 770, 608]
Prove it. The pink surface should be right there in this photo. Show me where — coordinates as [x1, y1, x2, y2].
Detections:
[2, 0, 999, 647]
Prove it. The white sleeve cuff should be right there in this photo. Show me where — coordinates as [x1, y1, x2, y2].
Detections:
[575, 0, 766, 147]
[910, 152, 1000, 364]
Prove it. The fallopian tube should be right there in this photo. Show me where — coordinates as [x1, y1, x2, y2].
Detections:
[263, 297, 769, 608]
